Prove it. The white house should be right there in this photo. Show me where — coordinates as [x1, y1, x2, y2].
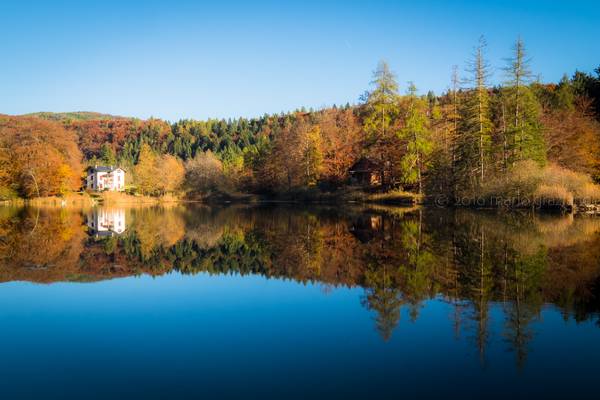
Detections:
[86, 166, 125, 191]
[87, 208, 126, 236]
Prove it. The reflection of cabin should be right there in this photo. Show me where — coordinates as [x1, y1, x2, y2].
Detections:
[87, 209, 126, 237]
[86, 166, 125, 191]
[349, 158, 382, 186]
[349, 214, 383, 243]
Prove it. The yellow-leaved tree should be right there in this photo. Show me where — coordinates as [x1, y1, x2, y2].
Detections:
[134, 143, 185, 195]
[134, 143, 158, 195]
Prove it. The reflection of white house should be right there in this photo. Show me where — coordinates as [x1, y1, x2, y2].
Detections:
[86, 166, 125, 191]
[87, 208, 126, 236]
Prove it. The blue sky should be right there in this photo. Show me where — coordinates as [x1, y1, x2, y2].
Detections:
[1, 0, 599, 121]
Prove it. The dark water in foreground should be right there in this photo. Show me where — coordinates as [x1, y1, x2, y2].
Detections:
[0, 205, 599, 399]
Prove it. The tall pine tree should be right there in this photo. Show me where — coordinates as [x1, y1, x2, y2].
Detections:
[502, 38, 546, 166]
[363, 61, 400, 188]
[456, 36, 493, 193]
[398, 83, 432, 194]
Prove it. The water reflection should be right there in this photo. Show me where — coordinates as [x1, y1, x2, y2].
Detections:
[87, 208, 126, 236]
[1, 204, 599, 368]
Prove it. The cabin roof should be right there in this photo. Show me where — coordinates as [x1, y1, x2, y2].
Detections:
[349, 157, 381, 172]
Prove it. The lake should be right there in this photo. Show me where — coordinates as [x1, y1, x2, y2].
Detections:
[0, 204, 599, 399]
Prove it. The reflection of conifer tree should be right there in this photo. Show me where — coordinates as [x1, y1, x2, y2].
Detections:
[361, 266, 404, 341]
[504, 300, 533, 369]
[400, 210, 436, 323]
[304, 215, 324, 275]
[454, 219, 494, 364]
[473, 228, 492, 364]
[447, 258, 468, 339]
[451, 299, 468, 340]
[103, 236, 118, 257]
[450, 226, 467, 338]
[503, 249, 545, 369]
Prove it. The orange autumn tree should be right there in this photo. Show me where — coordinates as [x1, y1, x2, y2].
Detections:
[0, 146, 12, 198]
[318, 108, 362, 185]
[542, 96, 600, 181]
[261, 114, 322, 191]
[0, 116, 83, 198]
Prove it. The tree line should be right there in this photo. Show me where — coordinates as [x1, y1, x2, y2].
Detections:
[1, 36, 599, 201]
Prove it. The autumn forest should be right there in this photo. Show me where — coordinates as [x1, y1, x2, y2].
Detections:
[2, 38, 600, 209]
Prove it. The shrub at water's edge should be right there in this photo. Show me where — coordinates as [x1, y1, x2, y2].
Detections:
[459, 161, 600, 210]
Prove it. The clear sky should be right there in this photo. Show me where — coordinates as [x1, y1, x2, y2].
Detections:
[1, 0, 599, 121]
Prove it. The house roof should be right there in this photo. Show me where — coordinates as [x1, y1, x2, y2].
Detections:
[88, 165, 126, 173]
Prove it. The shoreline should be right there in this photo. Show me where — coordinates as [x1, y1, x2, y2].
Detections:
[2, 192, 599, 214]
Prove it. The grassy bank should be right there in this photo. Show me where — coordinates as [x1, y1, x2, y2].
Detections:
[452, 162, 600, 212]
[211, 186, 422, 205]
[1, 191, 187, 207]
[99, 191, 183, 205]
[2, 192, 96, 208]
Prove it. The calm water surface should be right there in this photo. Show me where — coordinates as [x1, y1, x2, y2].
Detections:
[0, 205, 599, 399]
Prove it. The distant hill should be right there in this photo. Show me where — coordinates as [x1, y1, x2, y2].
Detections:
[23, 111, 129, 121]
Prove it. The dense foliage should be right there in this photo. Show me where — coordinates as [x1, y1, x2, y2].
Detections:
[0, 116, 82, 198]
[1, 38, 600, 202]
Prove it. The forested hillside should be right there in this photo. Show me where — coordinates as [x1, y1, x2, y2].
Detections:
[1, 38, 600, 206]
[24, 111, 126, 122]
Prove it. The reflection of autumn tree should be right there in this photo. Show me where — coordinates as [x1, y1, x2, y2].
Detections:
[545, 229, 600, 323]
[267, 213, 324, 278]
[128, 207, 186, 260]
[0, 207, 85, 282]
[242, 208, 360, 285]
[319, 219, 365, 284]
[182, 206, 231, 248]
[0, 208, 17, 255]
